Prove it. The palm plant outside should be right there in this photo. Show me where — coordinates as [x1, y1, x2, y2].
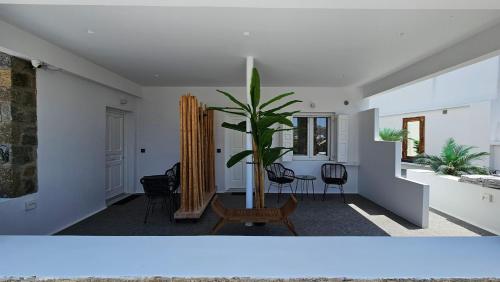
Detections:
[415, 138, 489, 176]
[379, 128, 408, 141]
[210, 68, 301, 208]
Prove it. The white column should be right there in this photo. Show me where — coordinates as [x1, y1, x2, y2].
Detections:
[245, 56, 254, 209]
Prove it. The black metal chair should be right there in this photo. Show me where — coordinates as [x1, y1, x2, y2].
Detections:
[165, 162, 181, 209]
[321, 163, 348, 203]
[266, 163, 295, 202]
[166, 162, 181, 188]
[141, 163, 180, 223]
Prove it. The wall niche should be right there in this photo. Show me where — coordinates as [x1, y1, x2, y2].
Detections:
[0, 52, 37, 198]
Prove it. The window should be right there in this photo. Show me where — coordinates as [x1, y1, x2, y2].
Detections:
[292, 117, 308, 156]
[292, 115, 333, 160]
[402, 116, 425, 161]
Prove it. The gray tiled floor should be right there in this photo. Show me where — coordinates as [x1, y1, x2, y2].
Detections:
[57, 193, 493, 236]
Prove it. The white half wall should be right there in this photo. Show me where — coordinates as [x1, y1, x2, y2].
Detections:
[2, 236, 500, 279]
[407, 169, 500, 235]
[137, 86, 362, 193]
[0, 69, 138, 235]
[358, 109, 429, 228]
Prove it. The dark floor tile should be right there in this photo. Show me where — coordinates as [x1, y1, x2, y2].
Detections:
[56, 194, 397, 236]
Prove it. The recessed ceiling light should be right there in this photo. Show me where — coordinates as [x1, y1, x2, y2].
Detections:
[87, 29, 95, 34]
[154, 74, 160, 78]
[243, 31, 251, 37]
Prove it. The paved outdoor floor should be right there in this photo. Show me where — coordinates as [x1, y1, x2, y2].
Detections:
[57, 193, 494, 236]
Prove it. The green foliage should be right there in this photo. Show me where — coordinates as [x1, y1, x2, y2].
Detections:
[413, 140, 420, 153]
[379, 128, 408, 141]
[415, 138, 489, 176]
[210, 68, 301, 168]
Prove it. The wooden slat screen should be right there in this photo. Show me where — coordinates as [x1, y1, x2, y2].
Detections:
[178, 94, 215, 215]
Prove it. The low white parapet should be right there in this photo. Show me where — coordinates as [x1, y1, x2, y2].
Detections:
[407, 169, 500, 235]
[1, 236, 500, 279]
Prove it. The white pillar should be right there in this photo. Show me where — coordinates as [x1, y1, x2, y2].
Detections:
[245, 56, 254, 209]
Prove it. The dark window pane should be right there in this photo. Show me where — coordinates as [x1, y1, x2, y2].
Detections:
[314, 117, 328, 156]
[293, 117, 308, 155]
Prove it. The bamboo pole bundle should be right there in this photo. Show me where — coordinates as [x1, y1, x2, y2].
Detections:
[197, 104, 205, 206]
[206, 109, 215, 193]
[200, 105, 207, 194]
[177, 94, 215, 218]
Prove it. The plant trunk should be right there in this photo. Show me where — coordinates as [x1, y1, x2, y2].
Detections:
[252, 143, 265, 208]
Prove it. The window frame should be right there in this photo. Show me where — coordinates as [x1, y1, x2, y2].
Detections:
[402, 116, 425, 162]
[292, 113, 335, 161]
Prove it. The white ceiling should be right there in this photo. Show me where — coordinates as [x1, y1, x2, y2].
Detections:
[1, 5, 500, 87]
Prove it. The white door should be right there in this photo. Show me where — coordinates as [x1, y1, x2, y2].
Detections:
[105, 108, 126, 199]
[225, 117, 246, 191]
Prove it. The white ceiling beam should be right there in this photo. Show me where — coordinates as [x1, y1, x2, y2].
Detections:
[362, 21, 500, 97]
[0, 19, 142, 97]
[2, 0, 500, 9]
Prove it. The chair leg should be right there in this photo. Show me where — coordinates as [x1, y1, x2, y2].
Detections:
[322, 183, 328, 201]
[340, 185, 346, 203]
[151, 201, 155, 215]
[268, 182, 272, 193]
[283, 218, 298, 236]
[287, 183, 294, 195]
[175, 192, 180, 210]
[144, 198, 152, 224]
[211, 218, 226, 235]
[311, 180, 315, 200]
[167, 196, 174, 222]
[277, 184, 282, 203]
[301, 180, 305, 200]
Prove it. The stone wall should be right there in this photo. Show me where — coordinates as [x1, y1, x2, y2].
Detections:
[0, 52, 37, 198]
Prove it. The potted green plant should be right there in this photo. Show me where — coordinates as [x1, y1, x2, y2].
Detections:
[379, 128, 408, 141]
[210, 68, 301, 208]
[415, 138, 489, 176]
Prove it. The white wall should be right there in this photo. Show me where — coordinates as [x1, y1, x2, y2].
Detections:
[490, 80, 500, 142]
[368, 56, 499, 116]
[358, 109, 429, 228]
[137, 86, 362, 193]
[369, 56, 500, 169]
[407, 169, 500, 235]
[491, 145, 500, 171]
[0, 69, 138, 235]
[379, 102, 491, 167]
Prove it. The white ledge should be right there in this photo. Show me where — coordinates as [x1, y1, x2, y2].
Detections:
[2, 0, 500, 9]
[1, 236, 500, 279]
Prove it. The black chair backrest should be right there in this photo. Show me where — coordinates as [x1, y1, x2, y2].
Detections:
[140, 176, 170, 197]
[165, 162, 181, 189]
[173, 162, 180, 186]
[321, 163, 348, 183]
[266, 163, 286, 181]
